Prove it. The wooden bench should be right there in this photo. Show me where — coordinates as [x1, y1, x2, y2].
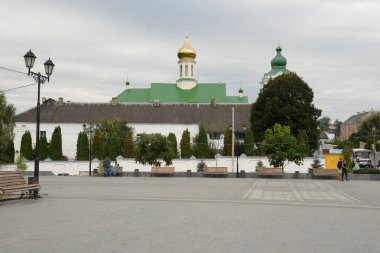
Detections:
[203, 167, 228, 176]
[312, 168, 339, 179]
[256, 167, 284, 177]
[151, 167, 175, 176]
[0, 171, 40, 205]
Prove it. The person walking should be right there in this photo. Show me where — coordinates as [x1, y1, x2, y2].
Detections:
[341, 159, 348, 181]
[337, 158, 343, 180]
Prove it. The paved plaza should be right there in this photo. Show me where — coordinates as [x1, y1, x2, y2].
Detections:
[1, 177, 380, 253]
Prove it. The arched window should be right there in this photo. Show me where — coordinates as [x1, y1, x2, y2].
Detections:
[191, 65, 193, 77]
[180, 65, 183, 77]
[185, 65, 188, 76]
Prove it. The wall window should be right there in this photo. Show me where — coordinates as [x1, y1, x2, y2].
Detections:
[191, 65, 193, 76]
[185, 65, 188, 76]
[180, 65, 183, 77]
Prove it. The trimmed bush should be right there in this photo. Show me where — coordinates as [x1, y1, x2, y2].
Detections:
[353, 168, 380, 174]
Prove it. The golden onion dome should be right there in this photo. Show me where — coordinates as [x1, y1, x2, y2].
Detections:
[177, 36, 196, 61]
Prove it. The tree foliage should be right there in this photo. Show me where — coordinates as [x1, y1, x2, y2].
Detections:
[195, 126, 209, 158]
[123, 131, 135, 158]
[250, 73, 321, 151]
[349, 112, 380, 151]
[39, 135, 49, 160]
[135, 133, 174, 167]
[76, 132, 89, 160]
[0, 91, 15, 164]
[16, 153, 28, 172]
[318, 116, 331, 132]
[260, 123, 306, 168]
[91, 119, 133, 159]
[50, 126, 63, 160]
[244, 128, 254, 156]
[223, 127, 232, 156]
[167, 133, 178, 159]
[297, 129, 309, 156]
[20, 131, 33, 160]
[180, 129, 192, 158]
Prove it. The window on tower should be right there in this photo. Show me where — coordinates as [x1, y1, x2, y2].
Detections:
[185, 65, 188, 76]
[180, 65, 183, 77]
[191, 65, 193, 77]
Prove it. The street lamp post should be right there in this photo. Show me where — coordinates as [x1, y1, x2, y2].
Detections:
[24, 50, 55, 187]
[83, 124, 97, 176]
[372, 126, 376, 166]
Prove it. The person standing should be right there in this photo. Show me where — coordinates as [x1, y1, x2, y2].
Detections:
[341, 159, 348, 181]
[103, 157, 111, 177]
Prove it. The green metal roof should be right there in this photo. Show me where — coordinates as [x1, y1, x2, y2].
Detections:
[267, 66, 291, 76]
[116, 83, 248, 104]
[116, 88, 150, 103]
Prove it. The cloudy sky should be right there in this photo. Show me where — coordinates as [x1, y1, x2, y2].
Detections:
[1, 0, 379, 122]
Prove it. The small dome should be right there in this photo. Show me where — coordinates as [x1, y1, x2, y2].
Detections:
[178, 36, 196, 61]
[271, 45, 287, 67]
[239, 88, 243, 93]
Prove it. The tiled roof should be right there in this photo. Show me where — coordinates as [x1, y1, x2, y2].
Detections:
[342, 111, 370, 125]
[16, 101, 251, 132]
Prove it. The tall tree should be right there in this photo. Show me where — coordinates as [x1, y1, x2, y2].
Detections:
[244, 128, 254, 156]
[108, 133, 121, 160]
[0, 91, 15, 164]
[123, 131, 135, 158]
[50, 126, 63, 160]
[260, 123, 305, 168]
[167, 133, 178, 158]
[92, 129, 104, 160]
[39, 135, 49, 160]
[180, 129, 192, 158]
[223, 127, 232, 156]
[20, 131, 33, 160]
[349, 112, 380, 151]
[333, 119, 342, 139]
[297, 129, 309, 156]
[76, 132, 89, 160]
[318, 116, 331, 132]
[135, 133, 174, 167]
[250, 73, 321, 151]
[195, 126, 209, 158]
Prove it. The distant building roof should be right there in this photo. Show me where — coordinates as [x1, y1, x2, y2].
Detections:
[15, 100, 251, 133]
[342, 111, 370, 125]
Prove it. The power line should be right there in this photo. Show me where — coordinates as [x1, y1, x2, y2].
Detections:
[0, 66, 28, 75]
[1, 82, 37, 92]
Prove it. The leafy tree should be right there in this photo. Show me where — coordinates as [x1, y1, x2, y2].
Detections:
[342, 141, 353, 172]
[349, 112, 380, 151]
[50, 126, 63, 160]
[244, 128, 254, 156]
[123, 131, 135, 158]
[76, 132, 89, 160]
[108, 133, 121, 160]
[333, 119, 342, 139]
[250, 73, 321, 151]
[297, 130, 309, 156]
[223, 127, 232, 156]
[0, 91, 15, 164]
[180, 129, 192, 158]
[310, 157, 323, 169]
[195, 126, 209, 158]
[16, 153, 28, 172]
[39, 135, 49, 160]
[92, 129, 104, 159]
[20, 131, 33, 160]
[260, 123, 305, 168]
[135, 133, 174, 167]
[167, 133, 178, 158]
[92, 119, 133, 159]
[318, 116, 331, 132]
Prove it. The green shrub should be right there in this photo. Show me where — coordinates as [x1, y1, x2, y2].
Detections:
[196, 160, 207, 172]
[353, 168, 380, 174]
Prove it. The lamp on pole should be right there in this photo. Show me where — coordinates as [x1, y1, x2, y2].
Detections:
[372, 126, 376, 166]
[24, 50, 55, 187]
[83, 123, 98, 176]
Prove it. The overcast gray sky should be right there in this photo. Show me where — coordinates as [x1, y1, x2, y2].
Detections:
[1, 0, 379, 122]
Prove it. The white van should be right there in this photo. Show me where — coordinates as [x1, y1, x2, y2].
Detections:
[352, 149, 372, 168]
